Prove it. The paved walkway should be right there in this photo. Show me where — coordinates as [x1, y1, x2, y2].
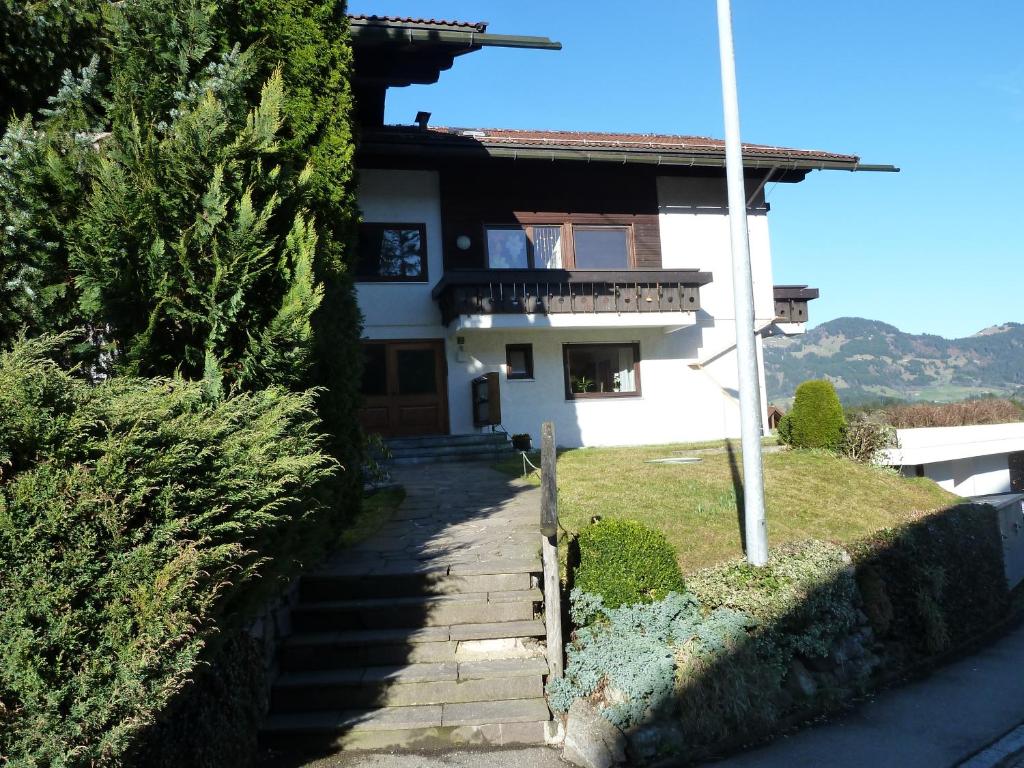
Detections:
[330, 463, 541, 577]
[706, 617, 1024, 768]
[285, 746, 567, 768]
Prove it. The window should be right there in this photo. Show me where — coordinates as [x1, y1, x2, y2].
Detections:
[505, 344, 534, 380]
[486, 225, 563, 269]
[563, 343, 640, 399]
[532, 225, 563, 268]
[356, 223, 427, 281]
[486, 227, 529, 269]
[572, 226, 631, 269]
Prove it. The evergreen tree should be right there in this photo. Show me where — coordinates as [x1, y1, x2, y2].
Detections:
[215, 0, 363, 474]
[0, 57, 103, 342]
[73, 5, 325, 396]
[0, 0, 104, 118]
[2, 0, 363, 477]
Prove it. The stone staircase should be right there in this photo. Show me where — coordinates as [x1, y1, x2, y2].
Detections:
[259, 463, 552, 756]
[385, 432, 517, 466]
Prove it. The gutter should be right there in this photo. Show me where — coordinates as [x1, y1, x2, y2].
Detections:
[358, 140, 898, 173]
[350, 26, 562, 51]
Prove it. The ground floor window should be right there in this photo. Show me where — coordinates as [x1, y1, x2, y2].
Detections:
[563, 343, 640, 398]
[505, 343, 534, 380]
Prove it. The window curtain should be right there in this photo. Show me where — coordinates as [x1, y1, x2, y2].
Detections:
[533, 226, 562, 269]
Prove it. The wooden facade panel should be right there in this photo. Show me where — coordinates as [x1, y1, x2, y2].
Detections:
[440, 161, 662, 271]
[633, 218, 663, 269]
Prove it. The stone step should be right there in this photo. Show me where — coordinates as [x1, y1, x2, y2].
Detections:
[384, 433, 510, 450]
[280, 630, 546, 672]
[388, 449, 516, 466]
[260, 699, 550, 751]
[272, 659, 549, 711]
[290, 591, 541, 631]
[387, 442, 517, 459]
[300, 571, 533, 602]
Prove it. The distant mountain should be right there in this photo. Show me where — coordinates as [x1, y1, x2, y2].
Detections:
[763, 317, 1024, 407]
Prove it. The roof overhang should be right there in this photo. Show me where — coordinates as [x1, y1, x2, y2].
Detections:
[349, 16, 561, 89]
[357, 130, 898, 176]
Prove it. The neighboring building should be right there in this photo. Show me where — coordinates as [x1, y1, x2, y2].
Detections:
[766, 405, 785, 431]
[883, 422, 1024, 498]
[349, 15, 893, 447]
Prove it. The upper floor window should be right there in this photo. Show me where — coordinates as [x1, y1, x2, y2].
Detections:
[356, 223, 428, 282]
[485, 224, 563, 269]
[572, 226, 631, 269]
[484, 223, 634, 270]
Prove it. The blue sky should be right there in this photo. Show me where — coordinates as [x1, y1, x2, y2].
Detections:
[348, 1, 1024, 339]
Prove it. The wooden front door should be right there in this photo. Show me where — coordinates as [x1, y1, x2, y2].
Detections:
[359, 340, 448, 437]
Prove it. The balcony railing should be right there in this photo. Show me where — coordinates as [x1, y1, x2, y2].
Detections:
[773, 284, 819, 323]
[432, 269, 714, 326]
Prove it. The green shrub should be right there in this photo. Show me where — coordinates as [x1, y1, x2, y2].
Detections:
[574, 519, 685, 608]
[776, 411, 793, 444]
[553, 511, 1011, 760]
[549, 590, 749, 729]
[849, 503, 1008, 657]
[687, 540, 859, 659]
[839, 413, 896, 464]
[0, 336, 336, 765]
[780, 379, 846, 450]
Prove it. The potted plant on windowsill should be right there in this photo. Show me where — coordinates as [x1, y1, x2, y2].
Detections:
[571, 375, 596, 394]
[511, 433, 532, 451]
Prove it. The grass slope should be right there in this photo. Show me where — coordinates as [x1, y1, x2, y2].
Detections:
[497, 443, 957, 572]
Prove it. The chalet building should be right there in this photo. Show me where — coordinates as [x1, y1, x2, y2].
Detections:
[349, 15, 890, 448]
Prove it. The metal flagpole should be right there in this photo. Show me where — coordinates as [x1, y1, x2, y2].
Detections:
[715, 0, 769, 566]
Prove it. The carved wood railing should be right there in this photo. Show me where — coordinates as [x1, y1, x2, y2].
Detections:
[432, 269, 713, 325]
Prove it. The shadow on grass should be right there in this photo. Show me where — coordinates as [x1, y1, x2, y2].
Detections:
[725, 441, 746, 556]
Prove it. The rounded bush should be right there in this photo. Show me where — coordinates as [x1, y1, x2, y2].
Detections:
[781, 379, 846, 450]
[574, 519, 685, 609]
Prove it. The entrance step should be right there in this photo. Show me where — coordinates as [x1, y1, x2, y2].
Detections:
[291, 590, 541, 631]
[383, 433, 516, 465]
[271, 658, 549, 711]
[261, 698, 550, 751]
[301, 570, 533, 601]
[259, 461, 551, 758]
[385, 433, 510, 450]
[280, 627, 546, 672]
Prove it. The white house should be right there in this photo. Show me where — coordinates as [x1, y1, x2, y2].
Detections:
[883, 422, 1024, 498]
[348, 15, 893, 448]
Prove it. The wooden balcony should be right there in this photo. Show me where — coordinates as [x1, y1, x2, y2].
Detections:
[773, 284, 819, 324]
[432, 269, 713, 327]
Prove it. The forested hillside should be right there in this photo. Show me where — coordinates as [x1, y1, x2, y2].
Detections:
[764, 317, 1024, 406]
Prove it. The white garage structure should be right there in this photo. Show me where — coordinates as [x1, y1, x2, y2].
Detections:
[883, 422, 1024, 498]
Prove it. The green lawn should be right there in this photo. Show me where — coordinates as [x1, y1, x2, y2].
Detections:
[496, 442, 958, 573]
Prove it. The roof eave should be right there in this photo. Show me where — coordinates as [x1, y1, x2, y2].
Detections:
[358, 139, 894, 173]
[349, 24, 562, 51]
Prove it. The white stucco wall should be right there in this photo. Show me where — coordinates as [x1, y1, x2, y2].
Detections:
[888, 423, 1024, 497]
[356, 169, 445, 339]
[901, 454, 1013, 497]
[656, 175, 774, 435]
[446, 327, 741, 447]
[354, 167, 781, 446]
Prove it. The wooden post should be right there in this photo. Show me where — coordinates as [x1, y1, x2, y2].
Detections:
[540, 421, 564, 679]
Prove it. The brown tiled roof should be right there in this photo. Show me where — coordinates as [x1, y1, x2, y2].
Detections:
[359, 125, 863, 170]
[426, 126, 859, 164]
[348, 14, 487, 32]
